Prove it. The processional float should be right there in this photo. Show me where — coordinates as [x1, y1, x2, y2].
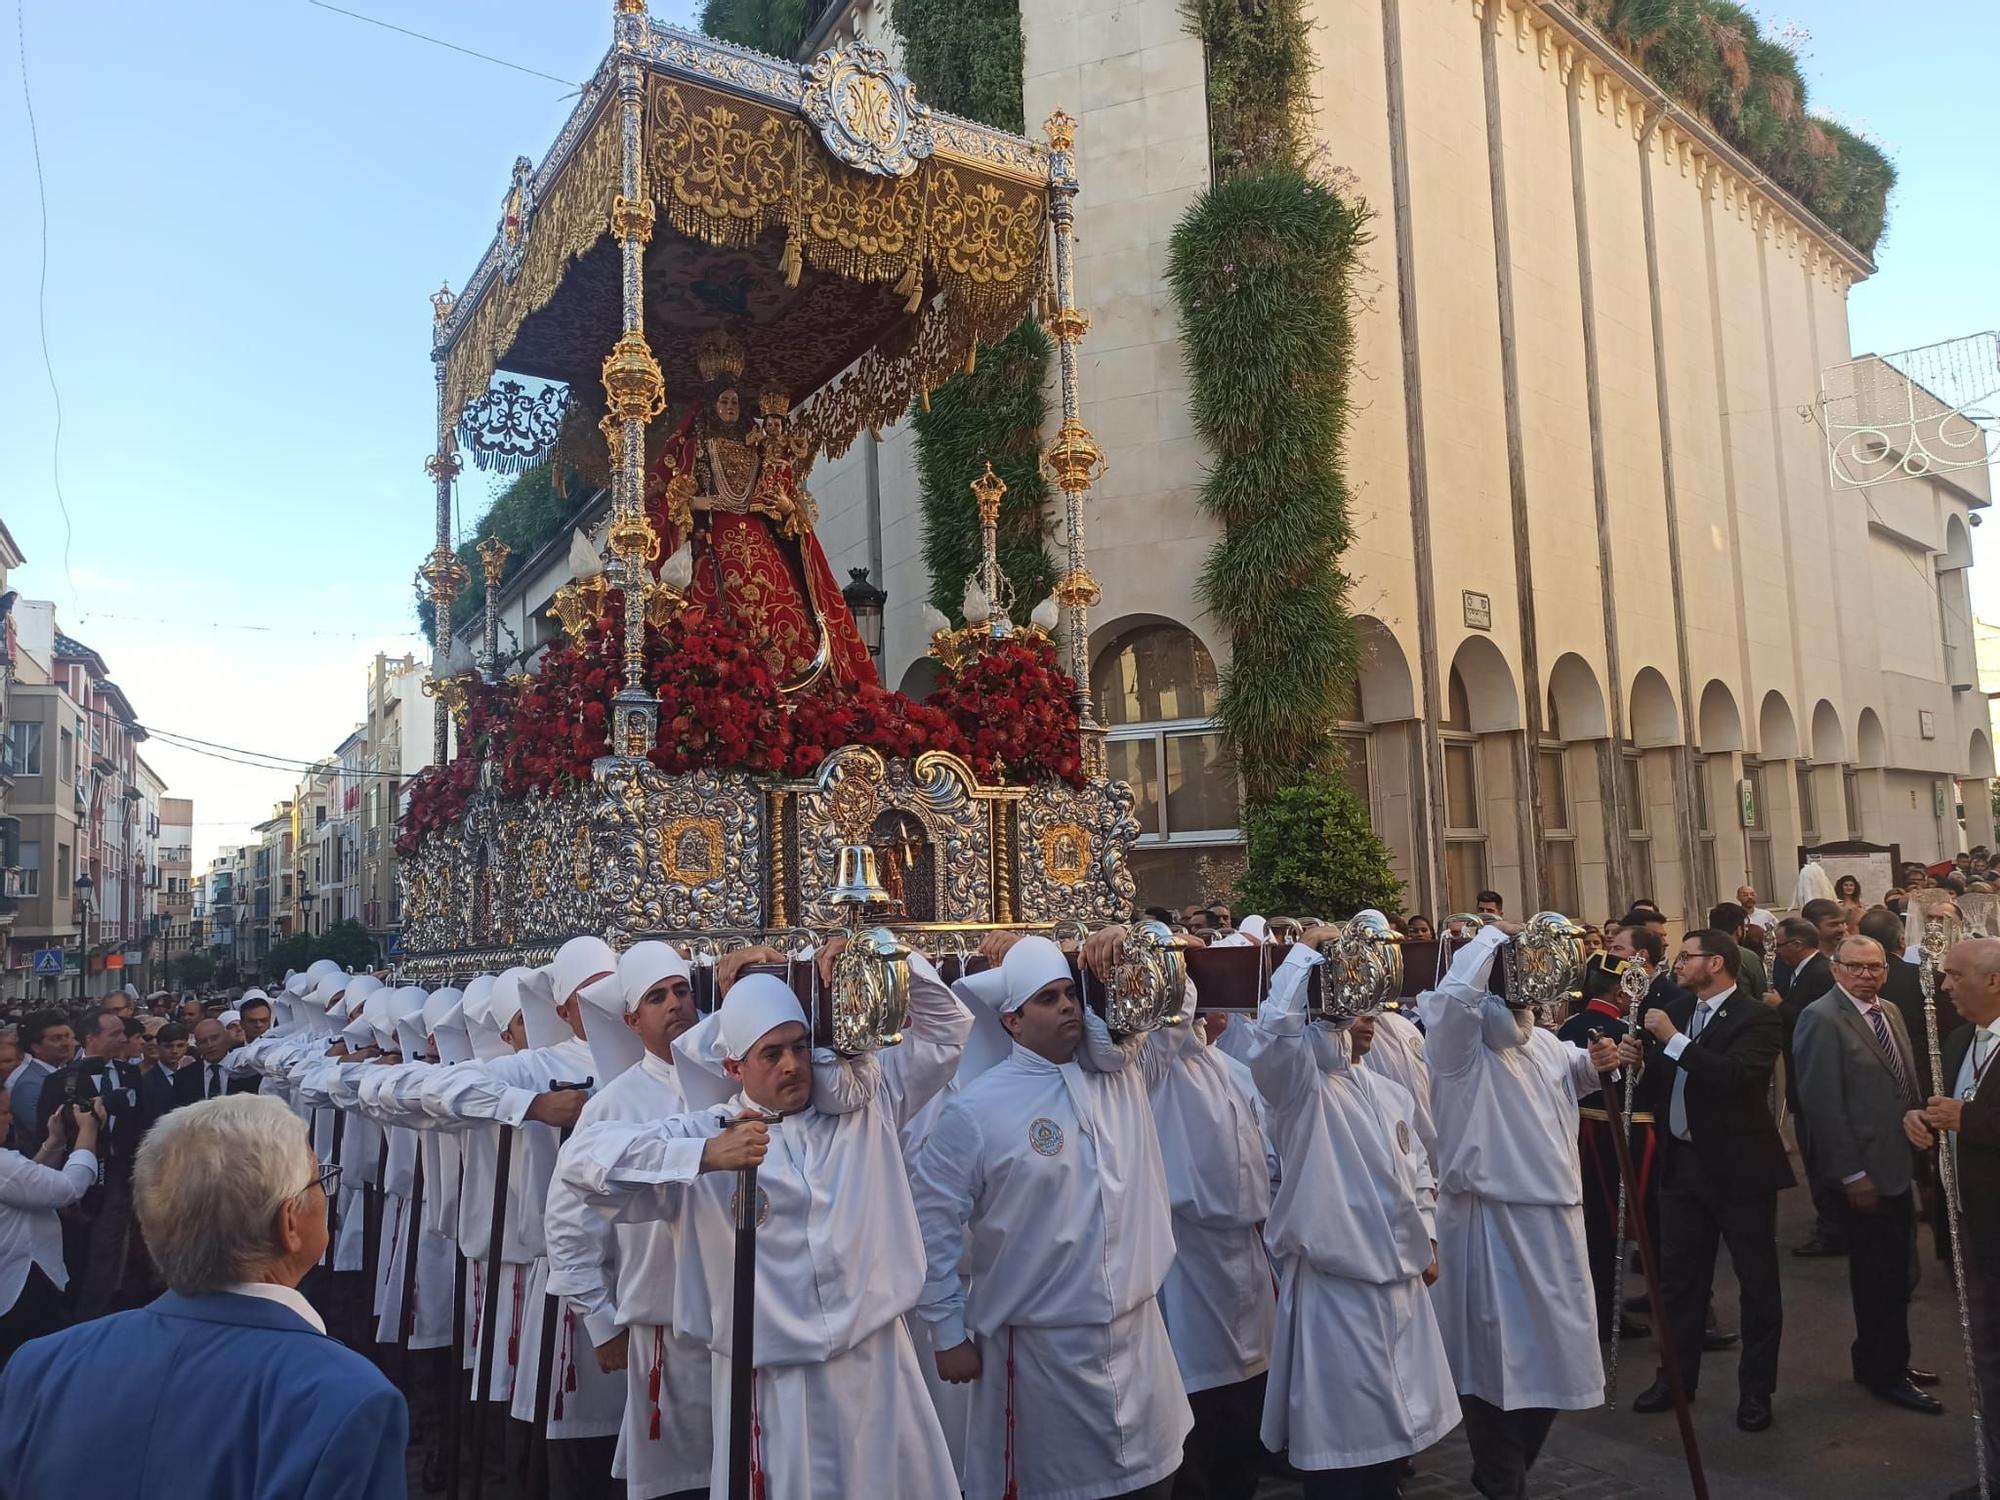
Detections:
[389, 8, 1619, 1497]
[395, 10, 1151, 1498]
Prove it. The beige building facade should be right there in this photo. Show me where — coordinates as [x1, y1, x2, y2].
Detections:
[796, 0, 1991, 927]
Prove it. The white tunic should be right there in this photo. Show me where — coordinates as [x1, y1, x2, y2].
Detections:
[911, 1013, 1192, 1500]
[1245, 948, 1459, 1469]
[1420, 926, 1605, 1412]
[1363, 1007, 1438, 1174]
[547, 1051, 712, 1499]
[451, 1037, 623, 1440]
[1145, 990, 1274, 1394]
[557, 955, 968, 1498]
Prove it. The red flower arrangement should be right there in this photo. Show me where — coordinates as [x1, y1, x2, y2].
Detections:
[647, 612, 792, 777]
[925, 633, 1085, 787]
[788, 681, 971, 777]
[400, 606, 1086, 851]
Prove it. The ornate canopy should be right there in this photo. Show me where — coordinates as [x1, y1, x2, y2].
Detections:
[435, 24, 1052, 463]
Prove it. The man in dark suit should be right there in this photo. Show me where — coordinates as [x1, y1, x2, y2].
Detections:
[1620, 929, 1794, 1431]
[1910, 937, 2000, 1499]
[172, 1017, 260, 1109]
[1862, 905, 1963, 1264]
[31, 1008, 170, 1319]
[1774, 911, 1846, 1256]
[1794, 935, 1942, 1415]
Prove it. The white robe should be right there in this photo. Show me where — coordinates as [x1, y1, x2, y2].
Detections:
[1245, 947, 1459, 1469]
[453, 1037, 624, 1440]
[558, 955, 968, 1498]
[1363, 1007, 1438, 1174]
[1145, 990, 1274, 1394]
[547, 1051, 712, 1499]
[1420, 925, 1605, 1412]
[353, 1065, 455, 1350]
[911, 1012, 1192, 1500]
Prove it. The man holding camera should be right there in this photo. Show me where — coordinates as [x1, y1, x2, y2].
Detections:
[31, 1008, 168, 1319]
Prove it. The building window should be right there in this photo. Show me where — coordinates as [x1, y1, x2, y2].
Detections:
[1091, 623, 1240, 907]
[1537, 745, 1579, 917]
[17, 840, 40, 897]
[9, 722, 41, 777]
[57, 842, 71, 896]
[1843, 768, 1863, 837]
[1744, 760, 1775, 904]
[1438, 667, 1487, 911]
[1796, 763, 1819, 846]
[1624, 746, 1654, 904]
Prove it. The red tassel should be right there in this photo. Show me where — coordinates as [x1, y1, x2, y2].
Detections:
[649, 1328, 664, 1440]
[507, 1271, 524, 1369]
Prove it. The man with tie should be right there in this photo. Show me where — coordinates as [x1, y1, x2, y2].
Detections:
[1617, 930, 1793, 1431]
[173, 1018, 256, 1109]
[31, 1008, 169, 1318]
[1905, 937, 2000, 1500]
[1794, 935, 1942, 1414]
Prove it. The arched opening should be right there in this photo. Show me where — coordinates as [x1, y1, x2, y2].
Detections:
[1698, 680, 1744, 752]
[1354, 617, 1417, 722]
[1971, 728, 1996, 780]
[1856, 708, 1889, 769]
[1810, 700, 1845, 763]
[1443, 639, 1522, 914]
[1089, 619, 1237, 910]
[1758, 691, 1800, 760]
[1547, 653, 1609, 742]
[1629, 668, 1680, 749]
[1804, 697, 1848, 841]
[1338, 618, 1418, 819]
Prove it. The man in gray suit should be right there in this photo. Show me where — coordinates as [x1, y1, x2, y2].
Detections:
[1794, 935, 1944, 1414]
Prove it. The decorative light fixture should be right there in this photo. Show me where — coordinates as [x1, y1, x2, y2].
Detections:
[549, 530, 610, 643]
[842, 568, 888, 661]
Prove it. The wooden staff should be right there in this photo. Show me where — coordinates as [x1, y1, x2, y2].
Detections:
[395, 1138, 426, 1390]
[445, 1239, 467, 1500]
[1597, 1050, 1708, 1500]
[469, 1123, 515, 1500]
[527, 1110, 585, 1500]
[728, 1153, 760, 1500]
[362, 1131, 388, 1344]
[1917, 913, 1989, 1500]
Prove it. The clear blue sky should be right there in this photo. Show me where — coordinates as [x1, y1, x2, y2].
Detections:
[1, 1, 1994, 865]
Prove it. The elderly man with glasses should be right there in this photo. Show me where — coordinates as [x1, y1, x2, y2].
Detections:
[0, 1094, 406, 1498]
[1615, 928, 1793, 1432]
[1793, 935, 1945, 1415]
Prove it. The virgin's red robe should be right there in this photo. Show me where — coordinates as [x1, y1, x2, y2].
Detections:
[645, 416, 878, 692]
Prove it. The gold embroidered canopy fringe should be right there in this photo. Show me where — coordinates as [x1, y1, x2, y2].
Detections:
[437, 31, 1050, 462]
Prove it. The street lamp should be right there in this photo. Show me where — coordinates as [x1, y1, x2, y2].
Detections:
[842, 568, 887, 662]
[301, 887, 317, 937]
[73, 872, 94, 1004]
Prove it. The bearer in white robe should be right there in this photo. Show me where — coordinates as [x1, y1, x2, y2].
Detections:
[1362, 1004, 1436, 1172]
[913, 932, 1192, 1500]
[463, 947, 624, 1490]
[545, 941, 713, 1500]
[556, 949, 967, 1498]
[1145, 980, 1274, 1500]
[1421, 921, 1624, 1500]
[1245, 933, 1459, 1499]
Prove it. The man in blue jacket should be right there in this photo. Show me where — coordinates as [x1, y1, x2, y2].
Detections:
[0, 1092, 407, 1499]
